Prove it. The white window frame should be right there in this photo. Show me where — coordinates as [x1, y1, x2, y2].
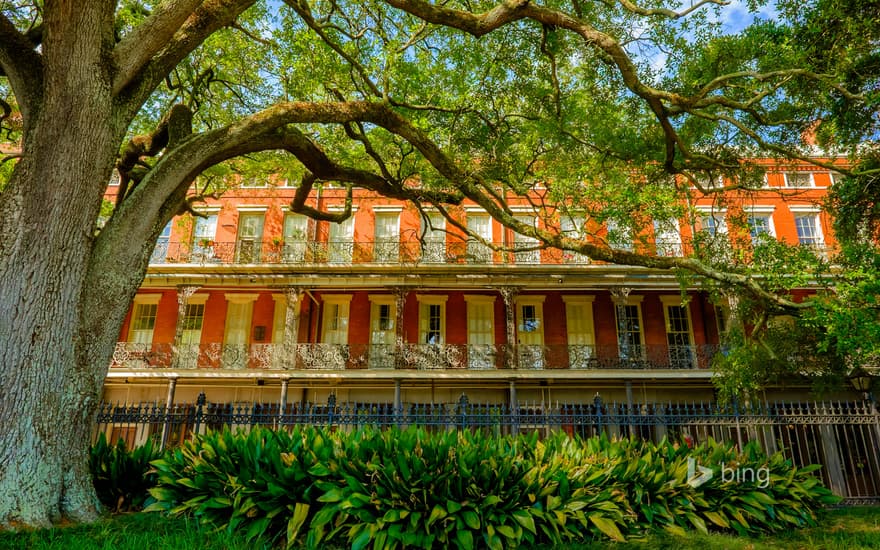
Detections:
[744, 207, 776, 243]
[783, 171, 815, 188]
[127, 294, 162, 344]
[790, 207, 825, 248]
[321, 294, 352, 344]
[417, 295, 448, 345]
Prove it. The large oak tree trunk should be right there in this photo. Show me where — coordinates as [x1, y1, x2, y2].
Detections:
[0, 4, 137, 527]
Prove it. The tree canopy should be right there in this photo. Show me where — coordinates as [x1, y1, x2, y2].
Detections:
[0, 0, 878, 526]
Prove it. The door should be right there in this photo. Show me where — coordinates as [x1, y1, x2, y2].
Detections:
[328, 216, 355, 263]
[513, 215, 540, 264]
[374, 212, 400, 263]
[223, 300, 254, 369]
[467, 300, 495, 369]
[421, 213, 446, 263]
[236, 213, 264, 263]
[177, 303, 204, 368]
[466, 212, 492, 263]
[565, 300, 595, 368]
[369, 301, 396, 368]
[516, 302, 544, 369]
[192, 213, 217, 261]
[283, 213, 308, 262]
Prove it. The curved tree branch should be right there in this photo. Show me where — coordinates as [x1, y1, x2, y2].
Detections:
[0, 14, 44, 125]
[112, 0, 206, 95]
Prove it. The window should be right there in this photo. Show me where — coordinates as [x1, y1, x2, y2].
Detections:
[653, 218, 682, 256]
[322, 297, 351, 344]
[663, 300, 694, 368]
[374, 211, 400, 263]
[606, 219, 633, 251]
[180, 303, 205, 344]
[560, 215, 588, 263]
[369, 298, 396, 368]
[150, 221, 172, 263]
[192, 212, 218, 261]
[615, 303, 644, 361]
[563, 296, 596, 368]
[784, 172, 814, 188]
[421, 213, 446, 263]
[282, 212, 309, 262]
[466, 296, 495, 369]
[699, 213, 727, 237]
[795, 214, 824, 247]
[418, 296, 447, 346]
[747, 214, 774, 244]
[516, 298, 545, 368]
[236, 212, 265, 263]
[240, 176, 267, 188]
[328, 215, 355, 263]
[466, 211, 492, 263]
[512, 215, 540, 264]
[129, 302, 158, 344]
[693, 172, 723, 190]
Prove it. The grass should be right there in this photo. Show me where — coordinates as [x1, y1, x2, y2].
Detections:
[0, 507, 878, 549]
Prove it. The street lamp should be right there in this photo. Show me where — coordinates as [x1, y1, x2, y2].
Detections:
[849, 369, 876, 403]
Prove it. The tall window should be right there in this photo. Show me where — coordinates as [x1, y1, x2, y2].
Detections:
[421, 213, 446, 263]
[512, 215, 540, 264]
[747, 214, 774, 244]
[466, 212, 492, 263]
[560, 215, 588, 263]
[418, 296, 447, 346]
[466, 297, 495, 369]
[654, 218, 682, 256]
[150, 221, 172, 263]
[516, 299, 545, 369]
[192, 212, 218, 260]
[663, 302, 694, 368]
[369, 299, 396, 368]
[795, 214, 824, 247]
[374, 211, 400, 262]
[328, 215, 355, 263]
[615, 304, 643, 361]
[322, 298, 351, 344]
[606, 219, 633, 251]
[236, 212, 264, 263]
[128, 303, 158, 344]
[180, 303, 205, 345]
[699, 213, 727, 237]
[282, 212, 308, 262]
[564, 297, 596, 368]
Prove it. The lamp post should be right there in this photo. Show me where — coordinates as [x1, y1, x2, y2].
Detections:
[850, 369, 875, 403]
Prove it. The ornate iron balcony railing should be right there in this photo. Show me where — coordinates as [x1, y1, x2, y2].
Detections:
[110, 342, 720, 371]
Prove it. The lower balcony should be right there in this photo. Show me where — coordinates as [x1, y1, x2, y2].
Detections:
[110, 342, 719, 371]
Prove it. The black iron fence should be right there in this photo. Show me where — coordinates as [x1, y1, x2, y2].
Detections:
[94, 394, 880, 505]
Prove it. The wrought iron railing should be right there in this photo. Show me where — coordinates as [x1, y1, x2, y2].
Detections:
[94, 394, 880, 504]
[110, 342, 720, 370]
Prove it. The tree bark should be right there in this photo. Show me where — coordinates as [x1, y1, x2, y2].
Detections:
[0, 2, 131, 527]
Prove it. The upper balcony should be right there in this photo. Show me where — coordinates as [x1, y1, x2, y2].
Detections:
[110, 342, 719, 372]
[149, 239, 593, 267]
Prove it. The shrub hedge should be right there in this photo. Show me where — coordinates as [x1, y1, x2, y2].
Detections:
[89, 432, 161, 512]
[136, 426, 838, 549]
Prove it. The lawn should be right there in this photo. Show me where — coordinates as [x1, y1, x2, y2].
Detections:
[0, 506, 878, 550]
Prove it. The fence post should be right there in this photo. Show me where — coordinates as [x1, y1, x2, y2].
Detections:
[394, 379, 402, 428]
[594, 393, 603, 437]
[509, 380, 518, 435]
[193, 391, 206, 439]
[327, 393, 337, 428]
[160, 375, 178, 450]
[457, 393, 469, 430]
[278, 377, 289, 429]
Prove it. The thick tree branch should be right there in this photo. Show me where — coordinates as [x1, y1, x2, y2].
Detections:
[112, 0, 206, 95]
[0, 14, 43, 124]
[113, 0, 255, 120]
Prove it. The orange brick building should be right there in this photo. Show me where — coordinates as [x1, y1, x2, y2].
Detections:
[102, 161, 843, 414]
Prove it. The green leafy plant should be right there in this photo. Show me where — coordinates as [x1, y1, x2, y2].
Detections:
[89, 433, 161, 512]
[146, 427, 839, 548]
